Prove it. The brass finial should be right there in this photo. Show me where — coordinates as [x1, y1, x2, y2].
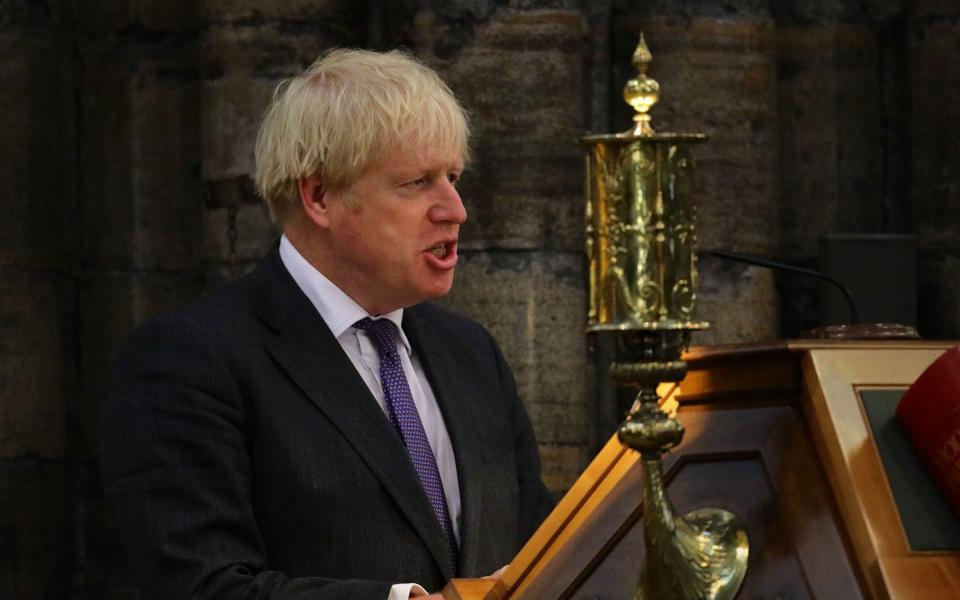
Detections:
[623, 33, 660, 136]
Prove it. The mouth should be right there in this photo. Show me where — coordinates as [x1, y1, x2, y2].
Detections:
[424, 240, 457, 266]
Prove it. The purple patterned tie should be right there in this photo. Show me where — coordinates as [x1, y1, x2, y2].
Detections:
[354, 317, 458, 572]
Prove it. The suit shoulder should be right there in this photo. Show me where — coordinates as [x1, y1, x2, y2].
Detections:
[118, 269, 264, 356]
[405, 302, 511, 376]
[407, 302, 491, 340]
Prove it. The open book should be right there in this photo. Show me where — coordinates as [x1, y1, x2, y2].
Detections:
[896, 345, 960, 516]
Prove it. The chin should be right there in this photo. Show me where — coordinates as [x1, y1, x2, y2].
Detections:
[421, 287, 453, 302]
[419, 278, 455, 302]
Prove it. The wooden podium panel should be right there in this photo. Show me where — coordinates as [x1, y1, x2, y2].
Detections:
[574, 405, 863, 599]
[444, 340, 958, 600]
[802, 346, 960, 599]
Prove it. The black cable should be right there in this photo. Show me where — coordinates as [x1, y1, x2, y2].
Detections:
[707, 248, 859, 325]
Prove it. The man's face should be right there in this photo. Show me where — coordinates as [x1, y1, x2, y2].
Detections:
[322, 146, 467, 315]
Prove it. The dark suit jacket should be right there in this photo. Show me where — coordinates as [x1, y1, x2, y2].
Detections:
[102, 246, 554, 600]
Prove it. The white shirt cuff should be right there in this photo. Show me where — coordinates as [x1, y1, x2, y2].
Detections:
[389, 582, 430, 599]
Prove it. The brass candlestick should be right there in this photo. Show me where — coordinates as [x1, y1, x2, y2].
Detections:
[583, 35, 749, 600]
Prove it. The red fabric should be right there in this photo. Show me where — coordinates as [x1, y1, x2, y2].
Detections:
[896, 346, 960, 514]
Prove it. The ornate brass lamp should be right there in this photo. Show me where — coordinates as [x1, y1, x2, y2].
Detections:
[583, 35, 749, 599]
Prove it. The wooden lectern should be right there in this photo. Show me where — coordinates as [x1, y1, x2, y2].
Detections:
[443, 340, 960, 599]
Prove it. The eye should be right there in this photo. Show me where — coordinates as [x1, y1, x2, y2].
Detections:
[447, 172, 460, 185]
[405, 176, 428, 188]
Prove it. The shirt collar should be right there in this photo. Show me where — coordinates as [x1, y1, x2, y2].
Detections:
[278, 234, 412, 356]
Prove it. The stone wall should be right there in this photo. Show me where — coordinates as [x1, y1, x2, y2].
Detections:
[909, 0, 960, 338]
[1, 0, 958, 596]
[1, 2, 77, 596]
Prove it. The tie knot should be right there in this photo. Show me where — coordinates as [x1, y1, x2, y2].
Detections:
[354, 317, 398, 357]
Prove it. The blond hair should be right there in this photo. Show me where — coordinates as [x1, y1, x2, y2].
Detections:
[254, 48, 470, 223]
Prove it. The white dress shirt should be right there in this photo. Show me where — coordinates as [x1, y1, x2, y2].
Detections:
[279, 235, 461, 599]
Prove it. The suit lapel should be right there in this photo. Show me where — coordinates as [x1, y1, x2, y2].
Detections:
[255, 250, 455, 580]
[402, 308, 486, 577]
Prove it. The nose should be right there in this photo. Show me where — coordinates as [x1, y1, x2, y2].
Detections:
[430, 179, 467, 225]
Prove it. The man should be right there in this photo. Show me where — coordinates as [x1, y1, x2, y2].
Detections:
[102, 49, 554, 599]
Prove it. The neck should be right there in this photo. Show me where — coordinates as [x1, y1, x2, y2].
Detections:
[283, 217, 324, 270]
[282, 218, 395, 316]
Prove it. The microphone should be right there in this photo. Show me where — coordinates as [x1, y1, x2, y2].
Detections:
[705, 248, 860, 325]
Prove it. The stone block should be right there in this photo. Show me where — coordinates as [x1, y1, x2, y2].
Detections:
[78, 0, 200, 33]
[909, 22, 960, 226]
[198, 23, 363, 266]
[820, 31, 890, 234]
[200, 75, 272, 181]
[633, 0, 770, 19]
[420, 8, 587, 146]
[0, 269, 69, 460]
[694, 154, 777, 255]
[79, 270, 204, 456]
[203, 21, 357, 81]
[694, 255, 779, 344]
[201, 0, 363, 24]
[768, 0, 901, 24]
[538, 444, 587, 496]
[458, 142, 583, 252]
[0, 32, 71, 265]
[0, 461, 71, 598]
[526, 400, 590, 446]
[74, 461, 140, 598]
[0, 0, 59, 32]
[202, 202, 277, 264]
[776, 28, 840, 259]
[414, 8, 588, 252]
[78, 0, 362, 34]
[80, 37, 204, 271]
[199, 20, 365, 181]
[439, 250, 588, 447]
[909, 19, 960, 340]
[908, 0, 960, 20]
[777, 25, 896, 260]
[918, 251, 960, 339]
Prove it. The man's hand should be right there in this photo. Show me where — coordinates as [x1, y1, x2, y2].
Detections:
[418, 565, 509, 598]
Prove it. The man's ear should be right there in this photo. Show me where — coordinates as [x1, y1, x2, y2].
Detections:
[297, 172, 331, 229]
